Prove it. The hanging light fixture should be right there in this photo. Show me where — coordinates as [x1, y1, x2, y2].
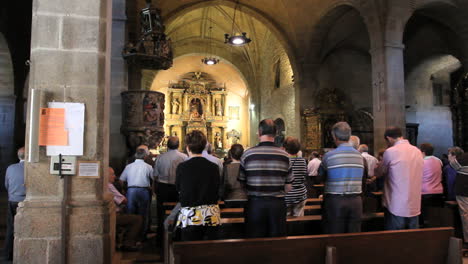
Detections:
[202, 7, 220, 65]
[224, 0, 251, 46]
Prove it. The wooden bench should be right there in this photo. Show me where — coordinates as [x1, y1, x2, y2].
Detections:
[170, 227, 462, 264]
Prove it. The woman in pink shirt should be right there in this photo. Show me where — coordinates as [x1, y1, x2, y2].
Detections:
[419, 143, 444, 227]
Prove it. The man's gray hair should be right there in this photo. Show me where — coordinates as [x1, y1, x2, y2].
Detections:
[358, 144, 369, 153]
[134, 149, 147, 159]
[331, 122, 351, 141]
[17, 147, 25, 160]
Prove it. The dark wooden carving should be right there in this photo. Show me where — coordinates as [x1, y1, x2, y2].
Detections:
[121, 91, 165, 151]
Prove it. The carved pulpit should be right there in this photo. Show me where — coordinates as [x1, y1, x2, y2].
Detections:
[165, 72, 229, 150]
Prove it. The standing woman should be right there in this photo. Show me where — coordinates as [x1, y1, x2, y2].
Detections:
[175, 130, 221, 241]
[283, 137, 308, 216]
[221, 144, 247, 207]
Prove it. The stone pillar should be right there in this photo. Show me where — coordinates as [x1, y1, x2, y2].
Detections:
[16, 0, 115, 263]
[371, 43, 406, 152]
[110, 0, 128, 173]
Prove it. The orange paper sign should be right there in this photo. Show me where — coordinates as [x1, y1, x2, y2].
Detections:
[39, 108, 68, 146]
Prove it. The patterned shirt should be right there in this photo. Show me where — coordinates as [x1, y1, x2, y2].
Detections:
[321, 143, 364, 194]
[285, 157, 308, 205]
[238, 141, 293, 197]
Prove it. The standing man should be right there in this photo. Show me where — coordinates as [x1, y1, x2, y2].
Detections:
[358, 144, 378, 178]
[153, 136, 187, 244]
[375, 127, 423, 230]
[4, 147, 26, 261]
[307, 151, 322, 187]
[320, 123, 364, 234]
[120, 149, 154, 237]
[202, 143, 223, 175]
[238, 119, 293, 238]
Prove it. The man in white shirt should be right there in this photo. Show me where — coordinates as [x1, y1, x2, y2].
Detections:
[358, 144, 378, 177]
[306, 151, 322, 196]
[120, 149, 154, 235]
[108, 167, 143, 251]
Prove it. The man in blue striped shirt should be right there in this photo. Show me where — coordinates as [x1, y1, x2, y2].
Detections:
[239, 119, 293, 237]
[320, 122, 364, 234]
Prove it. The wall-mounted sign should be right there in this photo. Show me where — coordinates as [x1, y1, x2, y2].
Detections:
[78, 161, 100, 178]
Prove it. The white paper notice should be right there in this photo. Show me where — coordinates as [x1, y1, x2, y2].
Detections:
[78, 162, 100, 177]
[46, 102, 85, 156]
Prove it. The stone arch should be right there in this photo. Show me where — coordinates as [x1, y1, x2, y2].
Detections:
[395, 0, 468, 62]
[0, 32, 14, 97]
[307, 0, 380, 62]
[163, 0, 300, 85]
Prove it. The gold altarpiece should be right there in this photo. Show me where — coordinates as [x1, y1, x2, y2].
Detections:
[165, 72, 228, 150]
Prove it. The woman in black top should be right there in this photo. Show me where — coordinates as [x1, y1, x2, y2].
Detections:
[175, 130, 221, 241]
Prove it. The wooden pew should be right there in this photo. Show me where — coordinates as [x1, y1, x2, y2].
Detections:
[171, 227, 462, 264]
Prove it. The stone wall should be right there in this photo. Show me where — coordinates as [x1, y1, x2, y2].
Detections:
[257, 31, 299, 139]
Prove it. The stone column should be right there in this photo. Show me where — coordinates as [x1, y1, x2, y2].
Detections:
[16, 0, 115, 263]
[371, 43, 406, 152]
[110, 0, 128, 173]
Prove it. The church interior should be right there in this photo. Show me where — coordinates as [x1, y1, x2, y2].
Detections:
[1, 0, 468, 263]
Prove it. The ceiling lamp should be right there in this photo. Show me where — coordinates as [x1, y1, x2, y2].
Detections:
[202, 8, 220, 65]
[224, 0, 251, 46]
[202, 57, 219, 65]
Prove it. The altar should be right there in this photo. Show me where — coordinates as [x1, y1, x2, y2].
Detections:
[165, 72, 229, 151]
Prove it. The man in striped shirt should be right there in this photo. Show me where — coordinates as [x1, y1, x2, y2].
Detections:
[320, 122, 364, 234]
[239, 119, 293, 237]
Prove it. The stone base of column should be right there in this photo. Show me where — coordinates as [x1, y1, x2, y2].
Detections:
[14, 199, 115, 264]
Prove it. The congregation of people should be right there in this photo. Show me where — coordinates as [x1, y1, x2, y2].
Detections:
[4, 118, 468, 257]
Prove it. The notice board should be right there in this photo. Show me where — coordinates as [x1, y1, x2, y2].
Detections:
[46, 102, 85, 156]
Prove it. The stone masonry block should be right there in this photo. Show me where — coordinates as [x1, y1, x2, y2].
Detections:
[15, 206, 61, 238]
[69, 236, 104, 264]
[47, 239, 61, 264]
[62, 17, 106, 51]
[31, 14, 59, 49]
[14, 238, 48, 264]
[34, 0, 107, 18]
[31, 50, 104, 87]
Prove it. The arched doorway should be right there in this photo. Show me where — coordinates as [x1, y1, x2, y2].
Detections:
[0, 32, 16, 187]
[303, 5, 373, 151]
[149, 55, 250, 151]
[403, 3, 467, 155]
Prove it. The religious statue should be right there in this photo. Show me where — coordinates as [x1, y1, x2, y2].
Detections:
[172, 98, 180, 114]
[227, 129, 241, 145]
[215, 98, 223, 116]
[214, 132, 223, 150]
[189, 98, 203, 119]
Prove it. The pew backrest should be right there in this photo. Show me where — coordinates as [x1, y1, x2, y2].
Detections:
[172, 227, 461, 264]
